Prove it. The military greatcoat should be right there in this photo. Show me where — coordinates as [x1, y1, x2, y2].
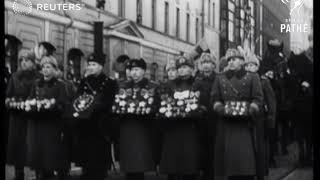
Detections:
[211, 69, 264, 176]
[159, 76, 207, 174]
[116, 78, 160, 173]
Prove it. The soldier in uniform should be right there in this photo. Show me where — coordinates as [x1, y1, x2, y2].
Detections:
[6, 50, 41, 180]
[27, 56, 69, 180]
[244, 54, 277, 179]
[194, 52, 218, 180]
[114, 58, 159, 180]
[211, 48, 263, 180]
[71, 53, 118, 180]
[159, 56, 207, 180]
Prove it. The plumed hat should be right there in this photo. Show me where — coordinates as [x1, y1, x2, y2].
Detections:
[18, 49, 36, 63]
[225, 48, 245, 61]
[40, 56, 58, 69]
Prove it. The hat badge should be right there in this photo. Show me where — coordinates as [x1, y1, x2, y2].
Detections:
[179, 58, 185, 64]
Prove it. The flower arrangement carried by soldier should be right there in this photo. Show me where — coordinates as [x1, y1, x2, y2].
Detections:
[224, 101, 250, 117]
[5, 97, 56, 112]
[112, 87, 156, 115]
[157, 90, 201, 118]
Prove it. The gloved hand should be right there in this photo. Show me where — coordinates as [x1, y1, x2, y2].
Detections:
[213, 102, 225, 116]
[249, 102, 259, 116]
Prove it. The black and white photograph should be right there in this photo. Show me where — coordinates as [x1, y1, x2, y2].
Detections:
[4, 0, 314, 180]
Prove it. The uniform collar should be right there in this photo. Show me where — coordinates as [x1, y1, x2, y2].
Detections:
[130, 77, 148, 87]
[225, 68, 246, 79]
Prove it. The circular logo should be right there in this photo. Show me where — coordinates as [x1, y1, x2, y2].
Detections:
[281, 0, 304, 15]
[12, 0, 32, 15]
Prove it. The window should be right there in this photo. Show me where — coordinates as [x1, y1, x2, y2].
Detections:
[152, 0, 156, 29]
[196, 18, 199, 42]
[176, 8, 180, 37]
[212, 3, 215, 27]
[186, 13, 190, 42]
[165, 2, 169, 33]
[208, 0, 211, 25]
[137, 0, 142, 24]
[119, 0, 125, 17]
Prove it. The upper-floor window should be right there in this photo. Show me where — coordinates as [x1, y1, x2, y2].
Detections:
[196, 17, 199, 42]
[212, 3, 215, 27]
[176, 8, 180, 38]
[152, 0, 157, 29]
[137, 0, 142, 24]
[165, 2, 169, 33]
[186, 13, 190, 42]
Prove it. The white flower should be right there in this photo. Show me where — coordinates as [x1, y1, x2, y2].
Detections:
[139, 101, 146, 107]
[148, 98, 154, 104]
[159, 107, 166, 113]
[25, 105, 31, 112]
[129, 102, 135, 107]
[185, 107, 191, 112]
[177, 100, 184, 106]
[146, 108, 151, 114]
[173, 92, 180, 99]
[165, 111, 172, 118]
[191, 104, 198, 110]
[182, 90, 190, 99]
[161, 101, 166, 106]
[50, 98, 56, 104]
[119, 101, 126, 107]
[29, 99, 36, 106]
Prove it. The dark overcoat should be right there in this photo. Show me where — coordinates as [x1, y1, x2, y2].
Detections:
[117, 78, 159, 173]
[6, 70, 40, 167]
[159, 76, 207, 174]
[259, 75, 277, 176]
[210, 69, 264, 177]
[72, 73, 118, 169]
[26, 77, 69, 171]
[194, 72, 218, 171]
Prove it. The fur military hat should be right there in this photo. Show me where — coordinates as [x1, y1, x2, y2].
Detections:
[87, 53, 106, 66]
[165, 60, 176, 72]
[40, 56, 58, 69]
[245, 54, 260, 67]
[175, 56, 194, 69]
[200, 52, 217, 65]
[128, 58, 147, 70]
[18, 49, 36, 63]
[225, 48, 245, 61]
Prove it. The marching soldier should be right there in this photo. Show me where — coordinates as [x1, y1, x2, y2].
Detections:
[71, 53, 118, 180]
[159, 56, 207, 180]
[194, 52, 218, 180]
[244, 54, 277, 179]
[211, 48, 264, 180]
[113, 58, 160, 180]
[26, 56, 69, 180]
[6, 49, 41, 180]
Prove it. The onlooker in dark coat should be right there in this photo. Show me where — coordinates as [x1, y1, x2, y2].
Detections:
[194, 52, 218, 180]
[244, 54, 277, 179]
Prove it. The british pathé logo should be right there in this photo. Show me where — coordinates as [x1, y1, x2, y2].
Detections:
[280, 0, 310, 33]
[281, 0, 304, 15]
[12, 0, 32, 15]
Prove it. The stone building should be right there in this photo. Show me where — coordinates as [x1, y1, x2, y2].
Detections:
[5, 0, 220, 82]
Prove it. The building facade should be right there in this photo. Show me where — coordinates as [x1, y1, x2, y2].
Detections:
[5, 0, 220, 82]
[289, 0, 313, 54]
[261, 0, 290, 56]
